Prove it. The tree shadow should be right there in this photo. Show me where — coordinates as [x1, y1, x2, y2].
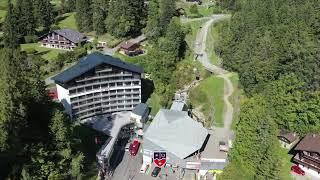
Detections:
[141, 79, 154, 103]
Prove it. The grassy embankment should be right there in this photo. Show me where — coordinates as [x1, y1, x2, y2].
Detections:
[190, 75, 224, 127]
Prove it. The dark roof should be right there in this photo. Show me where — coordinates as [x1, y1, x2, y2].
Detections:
[295, 134, 320, 154]
[53, 52, 144, 84]
[132, 103, 148, 116]
[120, 41, 138, 50]
[278, 129, 298, 143]
[53, 29, 87, 43]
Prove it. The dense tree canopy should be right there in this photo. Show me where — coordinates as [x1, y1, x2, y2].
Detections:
[105, 0, 145, 37]
[219, 0, 320, 178]
[76, 0, 93, 32]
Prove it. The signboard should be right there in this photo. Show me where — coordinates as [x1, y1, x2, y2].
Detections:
[153, 151, 167, 167]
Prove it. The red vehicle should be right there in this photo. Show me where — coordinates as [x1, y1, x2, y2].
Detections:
[130, 140, 140, 156]
[291, 165, 305, 176]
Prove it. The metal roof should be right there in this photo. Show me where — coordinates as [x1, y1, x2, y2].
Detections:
[53, 29, 87, 43]
[132, 103, 148, 116]
[170, 101, 187, 111]
[144, 109, 208, 159]
[53, 52, 144, 84]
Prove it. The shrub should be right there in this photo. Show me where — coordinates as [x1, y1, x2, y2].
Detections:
[189, 4, 199, 14]
[24, 35, 38, 43]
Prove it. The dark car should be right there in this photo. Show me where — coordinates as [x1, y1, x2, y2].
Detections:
[151, 167, 161, 177]
[291, 165, 305, 176]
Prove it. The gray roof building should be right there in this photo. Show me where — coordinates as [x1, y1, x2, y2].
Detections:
[132, 103, 149, 117]
[144, 109, 208, 159]
[170, 101, 187, 111]
[53, 52, 144, 84]
[53, 29, 87, 43]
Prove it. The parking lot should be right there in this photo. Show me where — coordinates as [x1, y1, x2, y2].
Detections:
[111, 141, 197, 180]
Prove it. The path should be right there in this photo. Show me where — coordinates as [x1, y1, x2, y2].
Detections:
[193, 14, 234, 131]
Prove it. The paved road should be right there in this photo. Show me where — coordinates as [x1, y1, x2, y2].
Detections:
[193, 14, 234, 134]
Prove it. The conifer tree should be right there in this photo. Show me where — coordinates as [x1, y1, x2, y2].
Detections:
[105, 0, 145, 37]
[93, 0, 108, 35]
[33, 0, 54, 30]
[158, 0, 175, 34]
[76, 0, 93, 32]
[16, 0, 36, 36]
[3, 1, 20, 48]
[0, 49, 29, 151]
[144, 0, 161, 39]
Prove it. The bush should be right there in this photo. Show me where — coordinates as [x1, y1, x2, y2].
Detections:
[24, 35, 38, 43]
[50, 25, 61, 31]
[189, 4, 199, 14]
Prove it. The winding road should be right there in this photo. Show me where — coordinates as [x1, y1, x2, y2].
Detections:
[193, 14, 234, 131]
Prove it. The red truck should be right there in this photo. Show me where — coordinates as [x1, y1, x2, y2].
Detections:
[130, 140, 140, 156]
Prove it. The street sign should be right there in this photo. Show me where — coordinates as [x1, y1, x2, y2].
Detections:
[153, 151, 167, 168]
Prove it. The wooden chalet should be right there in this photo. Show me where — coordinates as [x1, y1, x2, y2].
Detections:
[40, 29, 87, 50]
[119, 41, 143, 56]
[293, 134, 320, 174]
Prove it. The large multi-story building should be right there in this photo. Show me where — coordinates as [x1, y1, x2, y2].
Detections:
[53, 52, 144, 119]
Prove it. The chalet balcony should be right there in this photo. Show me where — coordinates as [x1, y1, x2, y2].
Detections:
[294, 153, 320, 173]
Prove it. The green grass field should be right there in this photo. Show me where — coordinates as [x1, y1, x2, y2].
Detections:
[57, 12, 78, 30]
[21, 43, 66, 61]
[206, 20, 226, 65]
[190, 75, 224, 127]
[0, 0, 8, 10]
[0, 9, 6, 23]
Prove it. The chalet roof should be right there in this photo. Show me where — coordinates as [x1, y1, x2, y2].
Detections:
[295, 134, 320, 154]
[53, 52, 143, 84]
[53, 29, 87, 43]
[278, 129, 298, 143]
[120, 41, 138, 50]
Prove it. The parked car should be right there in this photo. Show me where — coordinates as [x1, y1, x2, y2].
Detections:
[130, 140, 140, 156]
[291, 165, 305, 176]
[151, 167, 161, 177]
[140, 164, 150, 174]
[219, 141, 228, 152]
[125, 143, 130, 152]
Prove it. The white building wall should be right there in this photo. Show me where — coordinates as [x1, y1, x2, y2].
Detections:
[131, 113, 142, 128]
[56, 84, 72, 116]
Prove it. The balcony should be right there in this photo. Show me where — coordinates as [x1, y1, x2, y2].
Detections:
[294, 153, 320, 172]
[68, 79, 140, 91]
[70, 90, 139, 104]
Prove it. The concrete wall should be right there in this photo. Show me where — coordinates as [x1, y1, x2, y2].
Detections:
[56, 84, 72, 116]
